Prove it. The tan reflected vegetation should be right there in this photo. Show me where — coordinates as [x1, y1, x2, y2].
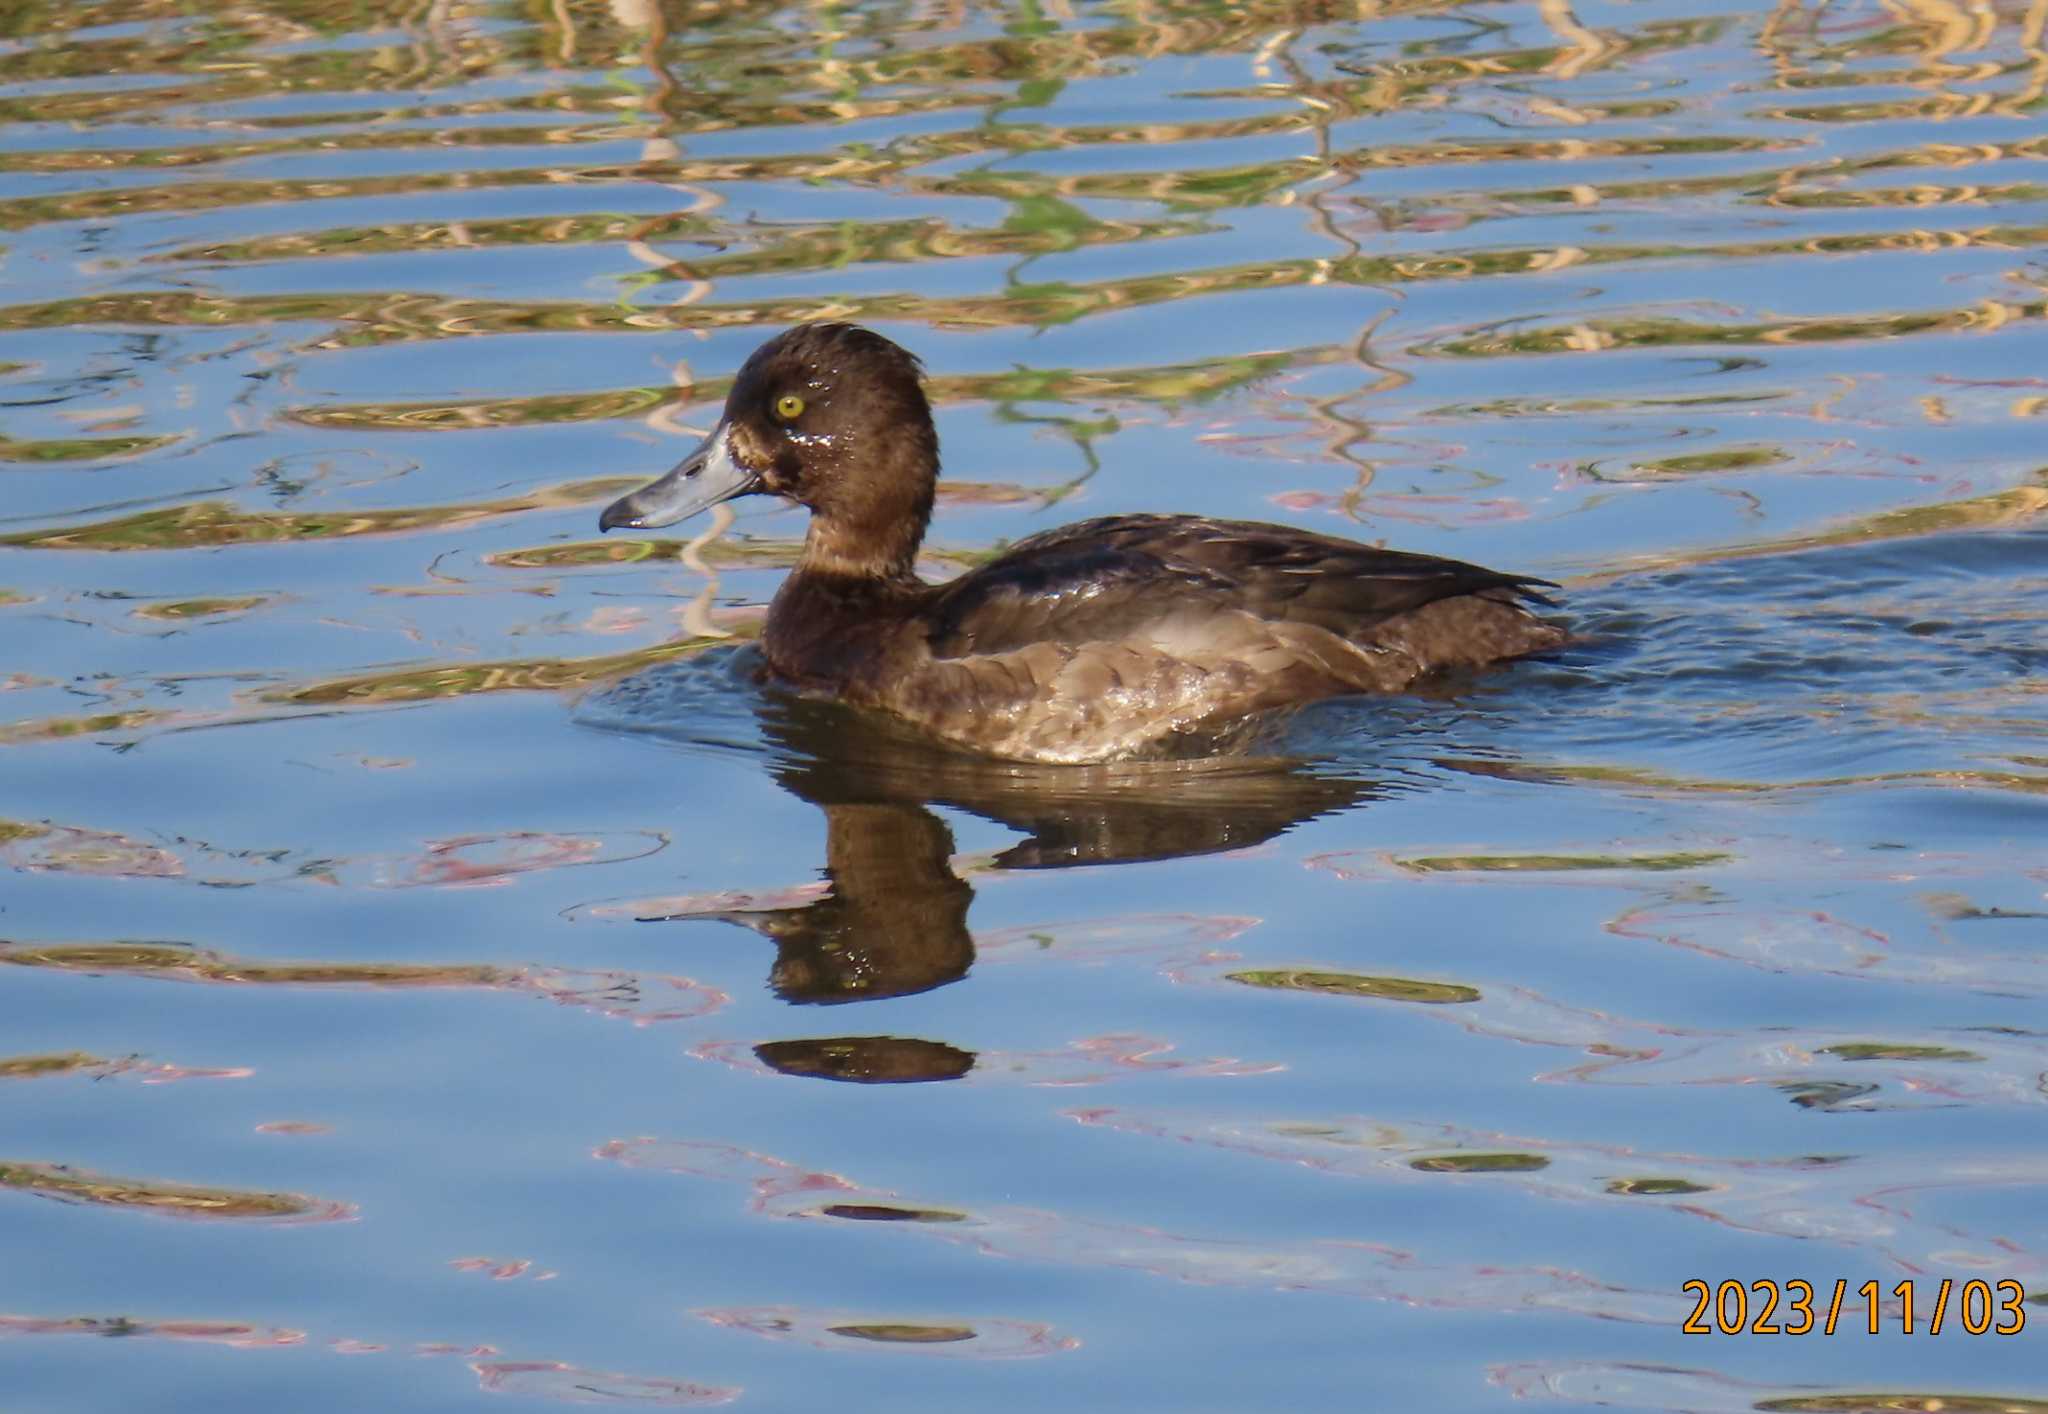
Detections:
[0, 0, 1785, 253]
[0, 479, 637, 552]
[292, 346, 1337, 433]
[487, 537, 770, 570]
[0, 0, 523, 120]
[1616, 446, 1794, 478]
[1429, 297, 2048, 359]
[1818, 1042, 1984, 1062]
[1408, 1152, 1551, 1173]
[1511, 164, 2048, 213]
[827, 1324, 975, 1344]
[0, 708, 170, 747]
[0, 1161, 352, 1222]
[0, 168, 655, 231]
[290, 387, 677, 432]
[0, 0, 2034, 280]
[166, 205, 1202, 272]
[160, 212, 720, 265]
[584, 201, 1207, 279]
[0, 818, 183, 875]
[0, 432, 179, 463]
[254, 635, 730, 708]
[1439, 756, 2048, 797]
[1604, 1176, 1714, 1195]
[0, 120, 670, 177]
[9, 207, 2039, 355]
[699, 1303, 1072, 1357]
[1760, 1399, 2048, 1414]
[0, 638, 740, 746]
[1537, 0, 1625, 81]
[0, 938, 722, 1021]
[1395, 851, 1732, 872]
[1226, 969, 1482, 1003]
[1757, 0, 2048, 122]
[1612, 469, 2048, 574]
[927, 131, 1776, 211]
[0, 939, 508, 987]
[0, 0, 1714, 215]
[0, 1052, 104, 1079]
[485, 535, 988, 573]
[132, 596, 271, 621]
[0, 125, 1788, 234]
[470, 1361, 738, 1406]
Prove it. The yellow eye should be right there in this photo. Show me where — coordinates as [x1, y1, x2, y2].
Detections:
[774, 393, 805, 421]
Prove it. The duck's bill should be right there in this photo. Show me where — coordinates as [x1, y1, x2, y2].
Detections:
[598, 421, 759, 532]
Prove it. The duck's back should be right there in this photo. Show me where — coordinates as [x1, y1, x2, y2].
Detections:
[832, 514, 1564, 763]
[927, 514, 1553, 654]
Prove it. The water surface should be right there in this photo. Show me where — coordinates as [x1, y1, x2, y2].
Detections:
[3, 0, 2045, 1409]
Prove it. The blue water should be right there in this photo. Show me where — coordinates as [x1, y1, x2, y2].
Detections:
[3, 0, 2045, 1408]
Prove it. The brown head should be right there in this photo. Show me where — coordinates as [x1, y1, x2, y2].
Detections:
[598, 323, 939, 578]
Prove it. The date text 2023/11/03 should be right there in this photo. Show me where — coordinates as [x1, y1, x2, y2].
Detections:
[1683, 1278, 2031, 1336]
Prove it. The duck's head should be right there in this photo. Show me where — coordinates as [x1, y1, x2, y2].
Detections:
[599, 323, 939, 576]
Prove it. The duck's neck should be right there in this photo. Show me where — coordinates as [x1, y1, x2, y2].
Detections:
[792, 407, 939, 582]
[767, 508, 932, 690]
[796, 510, 925, 583]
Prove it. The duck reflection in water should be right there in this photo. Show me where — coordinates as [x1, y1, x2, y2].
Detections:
[594, 666, 1376, 1083]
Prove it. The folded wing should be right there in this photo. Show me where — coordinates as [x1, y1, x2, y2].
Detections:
[925, 514, 1555, 661]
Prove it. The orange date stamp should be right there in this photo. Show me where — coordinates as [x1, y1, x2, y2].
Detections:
[1682, 1279, 2030, 1335]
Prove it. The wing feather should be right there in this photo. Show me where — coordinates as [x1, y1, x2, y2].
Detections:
[927, 514, 1554, 661]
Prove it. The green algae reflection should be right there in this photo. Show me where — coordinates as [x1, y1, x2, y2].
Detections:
[1437, 757, 2048, 800]
[0, 1051, 105, 1080]
[0, 1162, 351, 1223]
[1408, 1153, 1550, 1174]
[0, 479, 638, 552]
[1395, 851, 1731, 874]
[1818, 1042, 1984, 1063]
[257, 635, 731, 709]
[1759, 1398, 2048, 1414]
[294, 347, 1327, 433]
[0, 940, 507, 989]
[1226, 970, 1481, 1005]
[0, 637, 739, 747]
[487, 535, 989, 575]
[827, 1324, 976, 1344]
[132, 596, 270, 622]
[0, 432, 179, 463]
[1604, 1177, 1715, 1196]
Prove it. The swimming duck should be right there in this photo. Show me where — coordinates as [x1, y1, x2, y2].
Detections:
[599, 323, 1564, 763]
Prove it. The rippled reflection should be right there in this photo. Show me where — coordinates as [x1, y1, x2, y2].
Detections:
[4, 0, 2046, 1408]
[582, 660, 1372, 1011]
